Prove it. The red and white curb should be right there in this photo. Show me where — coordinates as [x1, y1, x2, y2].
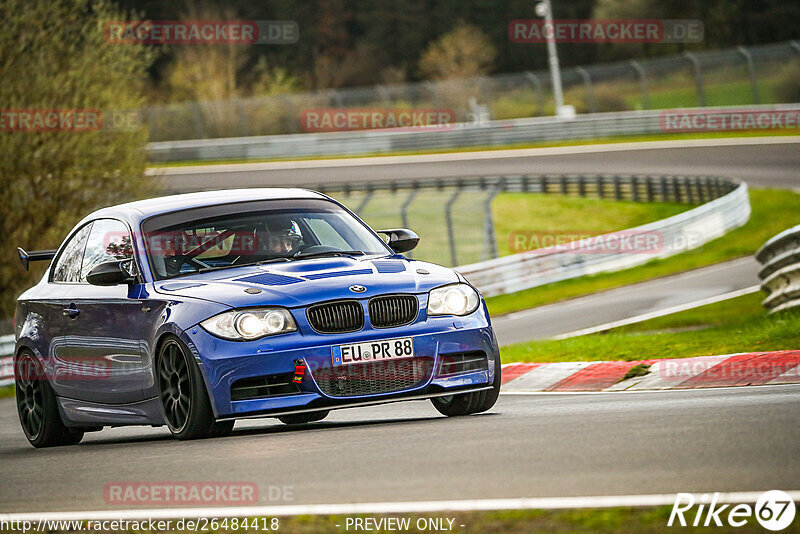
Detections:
[4, 351, 799, 392]
[500, 350, 800, 392]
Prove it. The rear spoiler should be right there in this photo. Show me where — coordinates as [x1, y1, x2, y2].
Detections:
[18, 248, 56, 271]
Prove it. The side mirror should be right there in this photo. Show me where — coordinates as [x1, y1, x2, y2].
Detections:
[378, 229, 420, 253]
[86, 260, 136, 286]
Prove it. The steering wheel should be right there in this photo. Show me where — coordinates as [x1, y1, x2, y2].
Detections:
[164, 255, 209, 276]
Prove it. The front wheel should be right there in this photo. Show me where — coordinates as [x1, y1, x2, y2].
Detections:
[157, 337, 234, 440]
[15, 351, 84, 448]
[431, 351, 501, 416]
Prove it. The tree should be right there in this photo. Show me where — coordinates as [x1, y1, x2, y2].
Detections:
[418, 22, 497, 80]
[0, 0, 155, 322]
[164, 4, 247, 102]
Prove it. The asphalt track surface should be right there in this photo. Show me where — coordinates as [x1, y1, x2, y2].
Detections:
[492, 256, 760, 345]
[1, 385, 799, 513]
[155, 137, 800, 192]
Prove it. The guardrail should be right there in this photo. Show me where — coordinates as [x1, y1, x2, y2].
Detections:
[0, 335, 15, 387]
[757, 224, 800, 313]
[456, 176, 749, 297]
[147, 104, 800, 162]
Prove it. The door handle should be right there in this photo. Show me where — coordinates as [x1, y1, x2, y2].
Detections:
[62, 306, 80, 318]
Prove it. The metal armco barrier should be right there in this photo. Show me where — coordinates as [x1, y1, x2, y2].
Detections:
[0, 335, 15, 387]
[147, 104, 800, 162]
[455, 176, 749, 297]
[757, 224, 800, 313]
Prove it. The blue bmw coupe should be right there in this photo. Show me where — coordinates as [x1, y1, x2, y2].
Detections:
[14, 188, 501, 447]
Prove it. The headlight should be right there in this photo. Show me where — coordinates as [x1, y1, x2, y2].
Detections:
[200, 308, 297, 340]
[427, 283, 480, 316]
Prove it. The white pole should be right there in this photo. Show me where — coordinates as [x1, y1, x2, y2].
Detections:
[539, 0, 565, 114]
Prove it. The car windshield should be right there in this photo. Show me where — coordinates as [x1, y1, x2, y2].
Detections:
[141, 199, 390, 280]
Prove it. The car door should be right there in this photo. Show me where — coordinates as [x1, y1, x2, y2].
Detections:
[42, 222, 93, 400]
[56, 219, 150, 404]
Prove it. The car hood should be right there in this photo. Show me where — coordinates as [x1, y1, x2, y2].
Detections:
[152, 257, 460, 308]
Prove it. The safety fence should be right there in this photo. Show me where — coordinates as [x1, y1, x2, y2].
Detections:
[757, 224, 800, 313]
[143, 41, 800, 142]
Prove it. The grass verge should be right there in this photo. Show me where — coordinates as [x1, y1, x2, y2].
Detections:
[486, 188, 800, 317]
[0, 385, 13, 398]
[340, 190, 687, 267]
[492, 194, 686, 258]
[501, 292, 800, 363]
[148, 130, 799, 168]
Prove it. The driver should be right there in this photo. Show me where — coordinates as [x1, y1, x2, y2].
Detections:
[263, 219, 301, 256]
[232, 219, 301, 266]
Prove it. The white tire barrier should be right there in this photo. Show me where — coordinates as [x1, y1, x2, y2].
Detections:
[757, 224, 800, 313]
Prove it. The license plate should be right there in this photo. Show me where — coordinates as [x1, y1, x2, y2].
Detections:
[332, 337, 415, 366]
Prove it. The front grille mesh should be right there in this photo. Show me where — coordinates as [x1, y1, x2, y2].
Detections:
[369, 295, 418, 328]
[315, 358, 433, 397]
[307, 300, 364, 333]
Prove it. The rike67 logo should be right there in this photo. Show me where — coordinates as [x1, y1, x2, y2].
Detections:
[669, 491, 796, 530]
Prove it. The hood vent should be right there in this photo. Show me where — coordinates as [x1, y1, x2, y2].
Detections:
[373, 260, 406, 273]
[304, 268, 372, 280]
[236, 273, 303, 286]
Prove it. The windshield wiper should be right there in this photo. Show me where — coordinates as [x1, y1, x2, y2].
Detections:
[194, 258, 287, 273]
[195, 264, 237, 273]
[293, 250, 366, 260]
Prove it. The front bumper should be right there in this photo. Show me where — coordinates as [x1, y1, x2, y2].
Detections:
[180, 309, 499, 419]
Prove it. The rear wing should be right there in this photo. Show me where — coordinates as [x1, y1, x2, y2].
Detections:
[17, 248, 56, 271]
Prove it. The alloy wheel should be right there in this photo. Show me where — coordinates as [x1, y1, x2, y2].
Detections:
[158, 340, 192, 432]
[16, 355, 45, 440]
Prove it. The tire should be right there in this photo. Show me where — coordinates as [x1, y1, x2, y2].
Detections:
[157, 336, 234, 440]
[15, 351, 84, 448]
[431, 351, 501, 417]
[278, 410, 330, 425]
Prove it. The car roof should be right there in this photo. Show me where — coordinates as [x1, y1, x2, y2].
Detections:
[85, 188, 328, 223]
